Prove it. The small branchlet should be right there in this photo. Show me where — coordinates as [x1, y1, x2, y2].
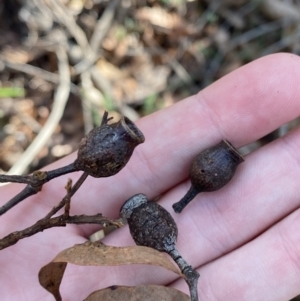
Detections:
[0, 163, 77, 216]
[0, 177, 123, 250]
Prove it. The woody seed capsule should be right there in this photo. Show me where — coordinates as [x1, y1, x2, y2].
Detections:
[173, 140, 244, 213]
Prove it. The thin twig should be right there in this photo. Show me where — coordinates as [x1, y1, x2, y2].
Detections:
[261, 0, 300, 20]
[0, 103, 134, 256]
[43, 171, 89, 220]
[63, 179, 73, 218]
[89, 66, 140, 120]
[32, 0, 55, 26]
[204, 19, 288, 87]
[260, 29, 300, 56]
[2, 58, 79, 94]
[48, 0, 92, 54]
[169, 248, 200, 301]
[0, 213, 123, 250]
[80, 71, 96, 134]
[142, 38, 193, 85]
[6, 46, 71, 176]
[0, 173, 122, 250]
[73, 0, 121, 75]
[195, 0, 222, 31]
[90, 0, 121, 53]
[0, 163, 78, 216]
[3, 58, 60, 84]
[0, 186, 39, 216]
[0, 174, 32, 185]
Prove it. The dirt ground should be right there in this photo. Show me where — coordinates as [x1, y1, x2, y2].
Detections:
[0, 1, 300, 300]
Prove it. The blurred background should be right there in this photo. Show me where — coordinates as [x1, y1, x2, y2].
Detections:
[1, 0, 300, 175]
[0, 0, 300, 299]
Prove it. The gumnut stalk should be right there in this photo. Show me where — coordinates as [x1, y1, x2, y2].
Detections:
[74, 111, 145, 177]
[173, 140, 244, 213]
[120, 193, 200, 301]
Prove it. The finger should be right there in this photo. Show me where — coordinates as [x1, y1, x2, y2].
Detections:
[2, 52, 299, 298]
[1, 53, 300, 229]
[74, 53, 300, 218]
[170, 208, 300, 301]
[0, 227, 87, 300]
[148, 123, 300, 269]
[95, 123, 300, 290]
[33, 122, 300, 301]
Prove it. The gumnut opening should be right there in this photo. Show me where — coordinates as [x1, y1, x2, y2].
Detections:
[120, 193, 148, 219]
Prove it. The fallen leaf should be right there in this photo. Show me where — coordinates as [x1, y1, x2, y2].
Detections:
[135, 7, 183, 30]
[96, 58, 127, 81]
[39, 262, 67, 301]
[39, 241, 182, 301]
[84, 284, 190, 301]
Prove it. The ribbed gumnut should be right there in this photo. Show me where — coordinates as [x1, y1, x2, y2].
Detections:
[74, 112, 145, 177]
[173, 140, 244, 213]
[120, 194, 178, 253]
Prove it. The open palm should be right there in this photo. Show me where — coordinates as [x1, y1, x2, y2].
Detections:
[1, 53, 300, 301]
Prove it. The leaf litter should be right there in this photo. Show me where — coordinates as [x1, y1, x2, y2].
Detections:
[39, 241, 183, 301]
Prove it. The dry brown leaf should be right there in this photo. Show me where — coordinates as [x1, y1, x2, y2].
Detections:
[39, 262, 67, 301]
[39, 241, 182, 301]
[135, 7, 183, 30]
[84, 284, 190, 301]
[96, 58, 127, 81]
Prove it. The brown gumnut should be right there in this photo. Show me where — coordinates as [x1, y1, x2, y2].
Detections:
[74, 111, 145, 177]
[120, 194, 200, 301]
[120, 194, 178, 253]
[173, 140, 244, 213]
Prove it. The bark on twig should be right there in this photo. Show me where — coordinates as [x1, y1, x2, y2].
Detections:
[0, 174, 122, 250]
[0, 213, 123, 250]
[0, 163, 78, 216]
[43, 172, 88, 220]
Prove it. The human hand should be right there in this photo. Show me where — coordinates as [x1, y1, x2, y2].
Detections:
[1, 53, 300, 301]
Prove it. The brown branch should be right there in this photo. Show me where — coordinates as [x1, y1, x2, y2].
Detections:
[63, 179, 73, 218]
[0, 213, 123, 250]
[169, 249, 200, 301]
[0, 186, 40, 216]
[1, 47, 78, 94]
[0, 174, 32, 185]
[73, 0, 121, 75]
[0, 173, 113, 250]
[43, 171, 89, 220]
[0, 163, 78, 216]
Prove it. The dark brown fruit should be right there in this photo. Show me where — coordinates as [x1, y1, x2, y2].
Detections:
[120, 194, 178, 253]
[120, 194, 200, 301]
[74, 112, 145, 178]
[173, 140, 244, 213]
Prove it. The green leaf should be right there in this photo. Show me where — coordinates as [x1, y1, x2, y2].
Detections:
[0, 87, 25, 98]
